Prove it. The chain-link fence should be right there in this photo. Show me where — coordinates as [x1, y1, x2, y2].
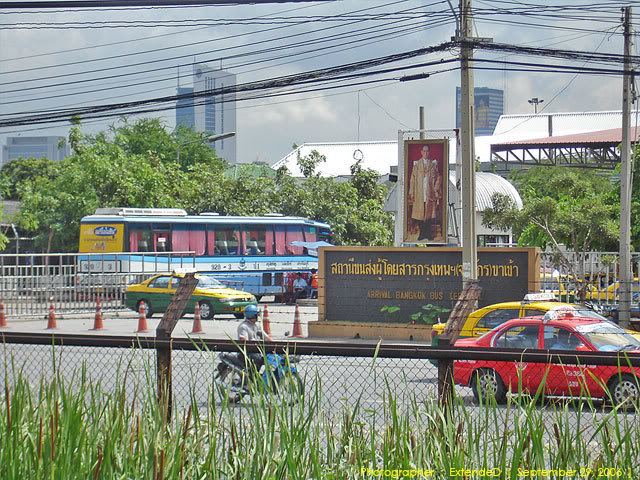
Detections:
[1, 332, 639, 427]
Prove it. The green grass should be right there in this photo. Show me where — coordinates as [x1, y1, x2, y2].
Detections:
[0, 353, 639, 479]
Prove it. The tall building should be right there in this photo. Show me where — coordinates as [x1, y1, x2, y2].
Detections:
[456, 87, 504, 135]
[175, 64, 237, 164]
[175, 86, 195, 129]
[1, 136, 70, 167]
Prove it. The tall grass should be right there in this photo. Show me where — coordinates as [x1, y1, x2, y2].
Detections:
[0, 354, 638, 479]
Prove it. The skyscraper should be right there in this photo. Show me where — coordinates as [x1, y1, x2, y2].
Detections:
[176, 64, 237, 164]
[455, 87, 504, 135]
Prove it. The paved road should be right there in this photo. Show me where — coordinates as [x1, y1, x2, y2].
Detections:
[1, 304, 638, 436]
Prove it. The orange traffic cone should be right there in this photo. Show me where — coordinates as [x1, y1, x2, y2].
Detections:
[191, 303, 203, 334]
[135, 302, 149, 333]
[46, 301, 57, 330]
[262, 304, 272, 336]
[91, 297, 104, 331]
[290, 304, 304, 338]
[0, 302, 7, 328]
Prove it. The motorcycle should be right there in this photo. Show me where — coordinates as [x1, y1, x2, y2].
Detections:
[214, 350, 304, 404]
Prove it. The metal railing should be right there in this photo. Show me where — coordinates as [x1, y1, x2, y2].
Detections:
[0, 252, 196, 317]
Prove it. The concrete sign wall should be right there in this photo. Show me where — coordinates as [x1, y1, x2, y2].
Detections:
[319, 247, 539, 324]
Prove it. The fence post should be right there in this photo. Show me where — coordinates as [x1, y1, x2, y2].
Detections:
[155, 272, 198, 420]
[156, 339, 173, 418]
[437, 336, 454, 411]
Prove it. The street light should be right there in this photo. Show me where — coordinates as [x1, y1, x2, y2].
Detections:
[176, 131, 236, 163]
[528, 97, 544, 114]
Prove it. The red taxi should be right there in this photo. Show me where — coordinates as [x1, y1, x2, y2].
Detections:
[453, 310, 640, 406]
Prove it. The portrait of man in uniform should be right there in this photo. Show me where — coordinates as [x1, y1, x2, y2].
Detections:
[403, 140, 447, 243]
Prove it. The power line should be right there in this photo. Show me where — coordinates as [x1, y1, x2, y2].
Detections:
[0, 0, 338, 8]
[0, 43, 457, 126]
[0, 3, 438, 78]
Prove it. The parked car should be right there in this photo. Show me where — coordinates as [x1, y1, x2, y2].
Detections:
[453, 311, 640, 406]
[125, 273, 256, 320]
[430, 293, 610, 343]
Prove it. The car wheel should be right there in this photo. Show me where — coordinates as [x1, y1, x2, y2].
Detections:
[199, 301, 214, 320]
[607, 373, 640, 408]
[471, 368, 506, 404]
[136, 300, 153, 318]
[234, 313, 244, 319]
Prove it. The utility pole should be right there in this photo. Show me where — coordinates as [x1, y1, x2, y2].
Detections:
[619, 6, 633, 328]
[419, 106, 425, 139]
[459, 0, 477, 283]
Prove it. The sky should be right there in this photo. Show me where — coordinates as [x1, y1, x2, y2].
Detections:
[0, 0, 633, 165]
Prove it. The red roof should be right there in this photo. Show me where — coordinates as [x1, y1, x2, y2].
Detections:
[493, 127, 640, 147]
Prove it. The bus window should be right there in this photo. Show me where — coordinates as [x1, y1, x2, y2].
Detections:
[189, 224, 206, 256]
[285, 225, 304, 255]
[214, 226, 241, 255]
[129, 224, 152, 252]
[206, 226, 216, 255]
[303, 225, 317, 243]
[243, 225, 272, 256]
[172, 224, 205, 255]
[275, 226, 286, 255]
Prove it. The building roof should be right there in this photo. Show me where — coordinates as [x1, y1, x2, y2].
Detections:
[481, 109, 640, 162]
[493, 127, 640, 147]
[474, 172, 523, 210]
[273, 140, 457, 178]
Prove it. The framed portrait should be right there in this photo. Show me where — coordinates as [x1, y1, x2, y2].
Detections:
[403, 139, 448, 244]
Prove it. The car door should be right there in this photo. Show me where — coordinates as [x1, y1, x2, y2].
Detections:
[146, 275, 172, 312]
[543, 326, 594, 396]
[491, 323, 542, 394]
[470, 308, 521, 337]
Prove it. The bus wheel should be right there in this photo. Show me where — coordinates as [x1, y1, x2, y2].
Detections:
[199, 301, 214, 320]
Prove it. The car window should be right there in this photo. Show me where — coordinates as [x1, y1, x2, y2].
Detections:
[149, 276, 170, 289]
[476, 309, 520, 329]
[525, 308, 546, 316]
[171, 277, 181, 289]
[544, 326, 581, 350]
[493, 325, 540, 349]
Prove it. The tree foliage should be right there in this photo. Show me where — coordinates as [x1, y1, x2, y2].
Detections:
[481, 166, 618, 297]
[4, 119, 393, 252]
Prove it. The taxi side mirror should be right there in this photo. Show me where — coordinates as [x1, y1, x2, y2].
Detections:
[575, 344, 589, 352]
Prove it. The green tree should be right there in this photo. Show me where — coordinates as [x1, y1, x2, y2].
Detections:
[482, 166, 618, 298]
[297, 149, 326, 178]
[11, 119, 394, 252]
[0, 157, 59, 200]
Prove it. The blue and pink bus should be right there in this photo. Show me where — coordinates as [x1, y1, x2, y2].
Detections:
[78, 208, 332, 299]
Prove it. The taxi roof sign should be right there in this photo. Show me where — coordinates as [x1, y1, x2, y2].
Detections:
[523, 293, 558, 303]
[172, 267, 198, 275]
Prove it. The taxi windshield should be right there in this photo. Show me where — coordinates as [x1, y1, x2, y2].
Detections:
[567, 309, 607, 321]
[575, 323, 640, 352]
[195, 276, 224, 289]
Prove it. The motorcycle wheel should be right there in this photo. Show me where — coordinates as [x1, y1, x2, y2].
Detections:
[274, 372, 304, 406]
[214, 365, 245, 404]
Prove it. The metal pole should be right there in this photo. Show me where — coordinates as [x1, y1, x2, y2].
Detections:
[419, 106, 425, 139]
[619, 6, 633, 328]
[460, 0, 478, 282]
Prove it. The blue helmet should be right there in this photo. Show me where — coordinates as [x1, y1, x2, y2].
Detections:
[244, 304, 259, 319]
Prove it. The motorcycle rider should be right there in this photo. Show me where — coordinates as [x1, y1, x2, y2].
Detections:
[237, 304, 272, 371]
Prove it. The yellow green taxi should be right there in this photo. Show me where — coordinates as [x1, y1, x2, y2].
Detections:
[431, 293, 606, 343]
[125, 272, 256, 320]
